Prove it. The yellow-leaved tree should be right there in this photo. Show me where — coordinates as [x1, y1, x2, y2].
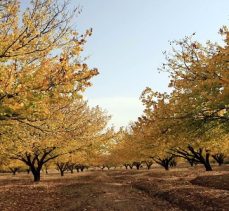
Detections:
[0, 0, 98, 122]
[1, 100, 111, 181]
[138, 27, 229, 171]
[0, 0, 114, 181]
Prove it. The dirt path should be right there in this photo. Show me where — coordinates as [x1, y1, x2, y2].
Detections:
[0, 168, 228, 211]
[59, 171, 181, 211]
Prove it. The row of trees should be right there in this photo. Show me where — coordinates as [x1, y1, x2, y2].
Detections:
[108, 28, 228, 171]
[0, 0, 115, 181]
[0, 0, 228, 181]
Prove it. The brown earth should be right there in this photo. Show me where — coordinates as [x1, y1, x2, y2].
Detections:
[0, 165, 228, 211]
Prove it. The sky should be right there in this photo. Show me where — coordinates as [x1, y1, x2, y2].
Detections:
[22, 0, 229, 128]
[74, 0, 229, 128]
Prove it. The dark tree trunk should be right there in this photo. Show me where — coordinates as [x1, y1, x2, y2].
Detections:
[204, 152, 212, 171]
[152, 155, 175, 171]
[9, 167, 19, 175]
[170, 159, 177, 167]
[187, 159, 196, 167]
[212, 153, 224, 166]
[68, 164, 74, 173]
[27, 168, 30, 174]
[18, 147, 59, 182]
[146, 162, 153, 169]
[56, 162, 68, 176]
[31, 168, 41, 182]
[21, 160, 42, 182]
[127, 164, 133, 169]
[170, 146, 213, 171]
[204, 161, 212, 171]
[142, 161, 153, 170]
[34, 171, 41, 182]
[133, 162, 141, 170]
[136, 165, 140, 170]
[164, 164, 169, 170]
[44, 165, 49, 174]
[161, 160, 170, 170]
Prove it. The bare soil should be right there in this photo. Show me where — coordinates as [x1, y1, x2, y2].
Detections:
[0, 165, 228, 211]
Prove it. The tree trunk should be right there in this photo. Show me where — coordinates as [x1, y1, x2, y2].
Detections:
[29, 165, 42, 182]
[212, 153, 224, 166]
[152, 156, 174, 171]
[32, 169, 41, 182]
[68, 164, 74, 174]
[128, 164, 133, 169]
[9, 168, 19, 175]
[144, 161, 153, 170]
[60, 170, 64, 176]
[204, 152, 212, 171]
[171, 146, 212, 171]
[204, 157, 212, 171]
[204, 162, 212, 171]
[136, 165, 140, 170]
[164, 164, 169, 170]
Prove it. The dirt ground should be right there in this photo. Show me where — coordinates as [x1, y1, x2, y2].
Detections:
[0, 165, 228, 211]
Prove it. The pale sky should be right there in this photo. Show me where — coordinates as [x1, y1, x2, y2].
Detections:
[74, 0, 229, 128]
[22, 0, 229, 128]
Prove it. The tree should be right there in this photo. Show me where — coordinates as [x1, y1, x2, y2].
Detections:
[137, 28, 229, 171]
[170, 146, 212, 171]
[212, 153, 225, 166]
[67, 163, 75, 174]
[1, 159, 26, 175]
[43, 163, 50, 174]
[1, 100, 111, 181]
[132, 161, 142, 170]
[0, 0, 98, 123]
[56, 161, 69, 176]
[142, 160, 153, 170]
[152, 155, 176, 171]
[158, 28, 229, 136]
[0, 0, 110, 182]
